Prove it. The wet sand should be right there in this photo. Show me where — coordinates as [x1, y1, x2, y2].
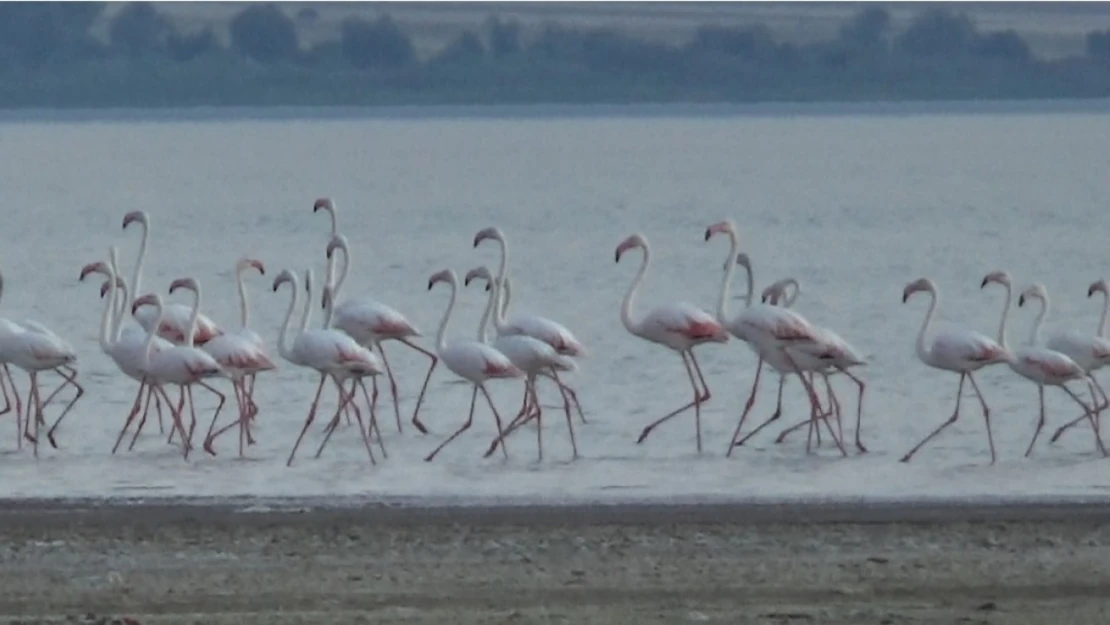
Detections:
[2, 499, 1110, 624]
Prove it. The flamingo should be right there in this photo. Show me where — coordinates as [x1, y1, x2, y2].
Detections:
[702, 221, 842, 457]
[614, 233, 730, 454]
[979, 275, 1106, 456]
[319, 229, 436, 435]
[199, 258, 278, 457]
[272, 268, 382, 467]
[79, 249, 173, 453]
[122, 210, 223, 345]
[900, 277, 1011, 465]
[473, 226, 588, 423]
[423, 268, 522, 462]
[131, 279, 229, 459]
[462, 266, 579, 461]
[757, 277, 870, 453]
[0, 269, 84, 451]
[1048, 277, 1110, 443]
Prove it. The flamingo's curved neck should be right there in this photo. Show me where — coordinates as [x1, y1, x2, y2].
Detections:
[715, 231, 739, 324]
[276, 276, 299, 362]
[130, 219, 148, 310]
[108, 247, 127, 342]
[323, 288, 336, 330]
[489, 235, 509, 311]
[492, 275, 512, 333]
[434, 278, 457, 353]
[779, 279, 800, 308]
[183, 284, 202, 347]
[141, 298, 164, 369]
[98, 262, 117, 354]
[477, 278, 497, 343]
[327, 242, 351, 304]
[992, 282, 1012, 351]
[1029, 295, 1050, 346]
[323, 204, 339, 289]
[1098, 291, 1109, 339]
[914, 289, 939, 366]
[301, 270, 314, 334]
[621, 245, 650, 336]
[236, 264, 251, 331]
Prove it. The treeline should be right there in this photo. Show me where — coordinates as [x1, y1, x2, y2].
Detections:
[3, 2, 1110, 107]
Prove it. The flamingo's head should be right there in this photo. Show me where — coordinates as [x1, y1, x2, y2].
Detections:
[1089, 279, 1109, 299]
[272, 269, 296, 293]
[464, 266, 492, 288]
[99, 276, 126, 299]
[132, 293, 160, 315]
[1018, 283, 1047, 308]
[326, 233, 349, 260]
[122, 210, 148, 230]
[902, 277, 935, 304]
[704, 219, 737, 242]
[169, 277, 199, 295]
[615, 233, 647, 263]
[761, 278, 797, 306]
[313, 197, 334, 214]
[427, 269, 455, 291]
[473, 226, 504, 249]
[79, 261, 110, 282]
[732, 251, 752, 273]
[980, 270, 1012, 290]
[237, 258, 265, 276]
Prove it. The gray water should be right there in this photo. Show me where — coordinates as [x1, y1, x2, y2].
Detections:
[0, 103, 1108, 503]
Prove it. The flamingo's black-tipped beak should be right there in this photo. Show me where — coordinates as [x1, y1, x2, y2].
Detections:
[1018, 295, 1026, 307]
[980, 277, 989, 289]
[703, 228, 711, 242]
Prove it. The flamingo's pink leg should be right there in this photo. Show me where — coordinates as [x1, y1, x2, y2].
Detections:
[128, 383, 162, 451]
[636, 349, 709, 453]
[397, 337, 436, 435]
[287, 374, 329, 467]
[425, 385, 479, 462]
[1050, 375, 1110, 443]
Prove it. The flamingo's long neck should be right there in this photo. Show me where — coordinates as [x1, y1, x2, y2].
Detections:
[715, 232, 739, 324]
[141, 298, 164, 369]
[434, 277, 458, 353]
[914, 289, 939, 366]
[1029, 294, 1050, 346]
[492, 275, 512, 334]
[108, 247, 127, 342]
[324, 206, 339, 288]
[98, 263, 117, 354]
[993, 283, 1012, 351]
[477, 278, 497, 343]
[1098, 291, 1109, 338]
[620, 245, 650, 336]
[130, 220, 148, 310]
[489, 236, 509, 333]
[236, 264, 251, 330]
[328, 242, 351, 304]
[323, 288, 336, 330]
[183, 283, 202, 348]
[300, 269, 314, 334]
[276, 275, 299, 362]
[780, 279, 800, 308]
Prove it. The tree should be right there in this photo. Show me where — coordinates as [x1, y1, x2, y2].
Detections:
[838, 7, 890, 55]
[228, 3, 298, 64]
[0, 3, 105, 66]
[109, 2, 170, 57]
[485, 15, 521, 60]
[166, 28, 217, 63]
[973, 30, 1032, 63]
[1087, 29, 1110, 61]
[339, 15, 415, 70]
[895, 8, 978, 58]
[430, 31, 486, 67]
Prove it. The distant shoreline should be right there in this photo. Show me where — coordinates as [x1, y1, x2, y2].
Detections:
[5, 97, 1110, 123]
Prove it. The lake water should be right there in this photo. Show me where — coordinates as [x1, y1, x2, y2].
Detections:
[0, 101, 1108, 504]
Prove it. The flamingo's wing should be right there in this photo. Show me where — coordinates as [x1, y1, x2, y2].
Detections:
[933, 330, 1007, 364]
[503, 315, 586, 357]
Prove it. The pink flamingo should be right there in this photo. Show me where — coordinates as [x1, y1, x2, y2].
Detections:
[132, 281, 228, 459]
[319, 228, 437, 435]
[1048, 277, 1110, 443]
[615, 233, 729, 454]
[272, 268, 383, 467]
[900, 277, 1011, 464]
[315, 199, 436, 431]
[462, 266, 579, 461]
[979, 274, 1106, 457]
[423, 268, 522, 462]
[702, 221, 842, 457]
[200, 258, 277, 457]
[122, 210, 223, 346]
[473, 226, 587, 423]
[756, 278, 869, 453]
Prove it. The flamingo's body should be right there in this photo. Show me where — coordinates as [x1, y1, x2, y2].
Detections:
[423, 268, 521, 463]
[1050, 278, 1110, 443]
[123, 210, 223, 346]
[274, 268, 382, 467]
[463, 267, 579, 461]
[900, 277, 1010, 465]
[615, 233, 728, 454]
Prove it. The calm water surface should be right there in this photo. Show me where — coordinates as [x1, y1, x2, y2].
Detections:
[0, 104, 1107, 502]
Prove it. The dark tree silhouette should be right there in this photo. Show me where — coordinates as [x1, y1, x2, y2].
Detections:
[109, 2, 170, 57]
[339, 15, 415, 70]
[686, 24, 778, 63]
[229, 3, 298, 65]
[485, 15, 521, 59]
[430, 31, 486, 67]
[167, 28, 218, 63]
[838, 6, 890, 54]
[973, 30, 1032, 63]
[1088, 29, 1110, 61]
[895, 8, 978, 58]
[0, 2, 105, 66]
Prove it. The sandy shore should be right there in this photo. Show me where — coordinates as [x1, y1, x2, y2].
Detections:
[2, 499, 1110, 624]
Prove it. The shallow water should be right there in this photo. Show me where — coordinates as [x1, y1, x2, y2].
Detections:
[0, 102, 1108, 502]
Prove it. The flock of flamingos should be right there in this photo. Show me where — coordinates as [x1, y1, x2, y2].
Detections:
[2, 199, 1109, 468]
